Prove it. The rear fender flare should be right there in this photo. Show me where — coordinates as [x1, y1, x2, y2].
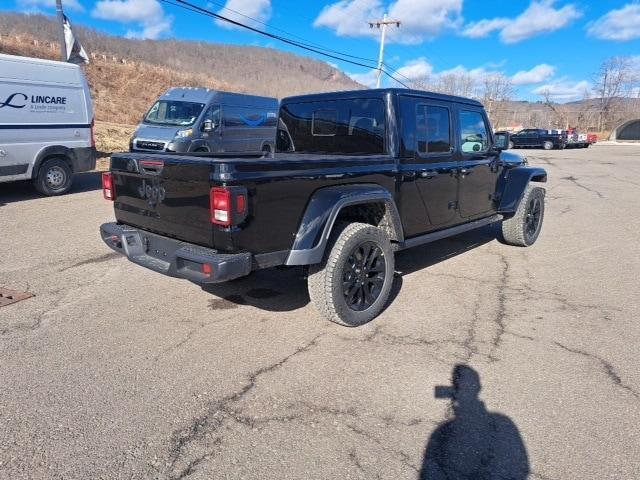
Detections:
[285, 184, 403, 266]
[498, 166, 547, 214]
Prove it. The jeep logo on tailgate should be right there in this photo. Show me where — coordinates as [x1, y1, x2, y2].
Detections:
[137, 178, 166, 208]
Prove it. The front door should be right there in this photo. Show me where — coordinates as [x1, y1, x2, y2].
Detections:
[456, 108, 502, 218]
[201, 104, 221, 152]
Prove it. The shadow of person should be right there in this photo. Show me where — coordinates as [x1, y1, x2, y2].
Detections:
[420, 365, 529, 480]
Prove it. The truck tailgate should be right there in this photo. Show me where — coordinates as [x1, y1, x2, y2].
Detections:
[110, 153, 214, 248]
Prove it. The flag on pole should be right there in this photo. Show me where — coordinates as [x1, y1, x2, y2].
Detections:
[63, 15, 89, 64]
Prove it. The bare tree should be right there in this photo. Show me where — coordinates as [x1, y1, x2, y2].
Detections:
[481, 73, 514, 128]
[593, 56, 637, 132]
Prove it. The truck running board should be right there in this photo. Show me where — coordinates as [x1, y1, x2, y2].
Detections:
[399, 214, 503, 251]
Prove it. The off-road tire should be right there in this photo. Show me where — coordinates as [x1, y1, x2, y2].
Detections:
[501, 185, 545, 247]
[308, 222, 395, 327]
[33, 157, 73, 196]
[543, 141, 553, 150]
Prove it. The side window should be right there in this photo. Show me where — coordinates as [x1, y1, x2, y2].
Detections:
[312, 109, 338, 136]
[278, 98, 386, 155]
[202, 105, 220, 127]
[459, 110, 489, 154]
[416, 105, 451, 154]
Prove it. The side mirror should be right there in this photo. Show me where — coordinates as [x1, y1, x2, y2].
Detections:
[202, 119, 215, 132]
[494, 132, 510, 151]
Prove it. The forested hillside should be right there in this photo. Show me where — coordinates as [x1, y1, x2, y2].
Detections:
[0, 12, 361, 100]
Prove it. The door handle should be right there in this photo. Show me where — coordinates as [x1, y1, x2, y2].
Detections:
[420, 170, 439, 178]
[459, 168, 470, 177]
[0, 149, 6, 157]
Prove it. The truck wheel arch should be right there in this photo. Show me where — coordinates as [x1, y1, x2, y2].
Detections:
[285, 184, 403, 266]
[497, 166, 548, 215]
[32, 146, 75, 178]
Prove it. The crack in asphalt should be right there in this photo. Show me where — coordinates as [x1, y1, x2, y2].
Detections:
[345, 423, 420, 474]
[461, 295, 481, 363]
[488, 253, 510, 362]
[163, 334, 325, 479]
[335, 326, 463, 365]
[554, 341, 640, 400]
[561, 176, 605, 199]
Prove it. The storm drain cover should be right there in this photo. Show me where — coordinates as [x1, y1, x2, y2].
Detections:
[0, 288, 34, 307]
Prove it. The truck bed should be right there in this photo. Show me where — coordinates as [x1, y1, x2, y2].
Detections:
[109, 151, 396, 253]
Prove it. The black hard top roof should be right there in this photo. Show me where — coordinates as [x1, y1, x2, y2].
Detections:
[281, 88, 483, 108]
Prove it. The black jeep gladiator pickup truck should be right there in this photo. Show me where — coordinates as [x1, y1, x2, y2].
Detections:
[509, 128, 567, 150]
[100, 88, 547, 326]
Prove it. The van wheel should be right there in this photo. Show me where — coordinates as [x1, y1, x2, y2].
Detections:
[543, 141, 553, 150]
[308, 222, 394, 327]
[34, 157, 73, 196]
[501, 185, 545, 247]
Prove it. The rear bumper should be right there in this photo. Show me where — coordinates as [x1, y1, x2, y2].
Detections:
[100, 222, 252, 284]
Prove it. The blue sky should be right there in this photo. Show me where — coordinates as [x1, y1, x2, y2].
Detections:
[3, 0, 640, 101]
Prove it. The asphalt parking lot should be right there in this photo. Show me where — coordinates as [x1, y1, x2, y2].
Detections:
[1, 145, 639, 480]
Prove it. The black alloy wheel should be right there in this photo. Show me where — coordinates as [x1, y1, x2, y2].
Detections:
[525, 196, 542, 240]
[342, 241, 386, 311]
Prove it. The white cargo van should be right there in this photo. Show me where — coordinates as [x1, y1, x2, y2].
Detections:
[0, 53, 96, 195]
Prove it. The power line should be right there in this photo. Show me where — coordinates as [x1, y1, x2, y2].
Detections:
[202, 0, 382, 65]
[159, 0, 411, 88]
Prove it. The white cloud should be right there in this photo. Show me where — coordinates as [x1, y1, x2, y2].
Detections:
[461, 18, 509, 38]
[314, 0, 463, 45]
[17, 0, 83, 12]
[214, 0, 272, 30]
[387, 0, 463, 44]
[511, 64, 556, 85]
[314, 0, 382, 38]
[462, 1, 582, 44]
[587, 3, 640, 41]
[92, 0, 172, 39]
[532, 79, 591, 101]
[349, 69, 379, 88]
[395, 57, 433, 79]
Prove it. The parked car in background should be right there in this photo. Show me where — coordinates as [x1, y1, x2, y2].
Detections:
[564, 128, 597, 148]
[0, 53, 96, 195]
[101, 88, 547, 326]
[130, 88, 278, 156]
[510, 128, 567, 150]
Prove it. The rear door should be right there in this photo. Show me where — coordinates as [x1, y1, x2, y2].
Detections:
[456, 107, 502, 219]
[397, 95, 458, 235]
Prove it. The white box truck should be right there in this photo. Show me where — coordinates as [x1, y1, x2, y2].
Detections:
[0, 53, 96, 195]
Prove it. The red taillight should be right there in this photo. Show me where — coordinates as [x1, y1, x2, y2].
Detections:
[90, 118, 96, 148]
[210, 187, 248, 226]
[102, 172, 115, 201]
[210, 187, 231, 226]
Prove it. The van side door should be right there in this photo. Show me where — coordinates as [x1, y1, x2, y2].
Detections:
[456, 107, 502, 219]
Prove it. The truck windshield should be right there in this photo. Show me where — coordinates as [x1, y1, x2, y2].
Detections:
[143, 101, 205, 126]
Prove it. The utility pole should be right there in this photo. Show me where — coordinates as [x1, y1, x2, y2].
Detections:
[368, 14, 400, 88]
[55, 0, 67, 62]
